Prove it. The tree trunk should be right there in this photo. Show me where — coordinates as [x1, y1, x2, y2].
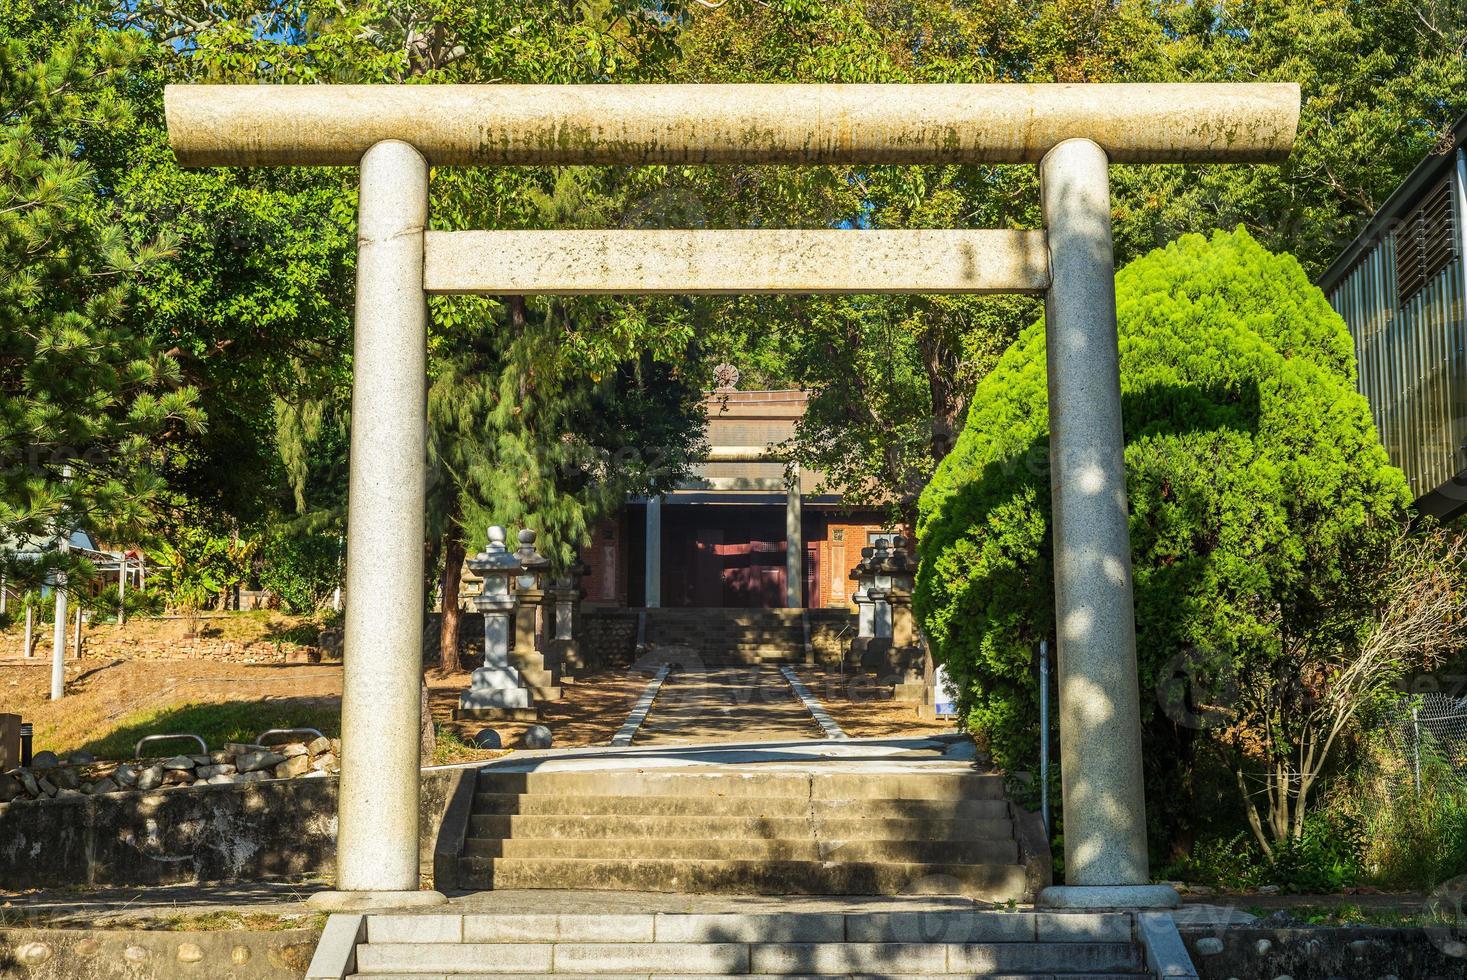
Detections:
[420, 679, 436, 762]
[438, 514, 466, 673]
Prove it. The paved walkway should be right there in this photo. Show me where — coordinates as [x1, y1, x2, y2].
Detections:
[633, 665, 822, 744]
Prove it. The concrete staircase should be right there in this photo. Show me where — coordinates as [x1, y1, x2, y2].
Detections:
[334, 909, 1154, 978]
[646, 609, 808, 665]
[453, 765, 1039, 901]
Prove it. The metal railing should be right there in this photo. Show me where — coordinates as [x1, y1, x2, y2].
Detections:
[135, 733, 207, 758]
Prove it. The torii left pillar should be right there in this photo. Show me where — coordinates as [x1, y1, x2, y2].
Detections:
[312, 140, 446, 910]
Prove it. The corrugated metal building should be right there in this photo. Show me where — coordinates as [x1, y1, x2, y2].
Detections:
[1318, 114, 1467, 518]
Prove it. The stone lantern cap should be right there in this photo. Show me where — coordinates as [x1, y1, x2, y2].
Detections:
[513, 528, 551, 593]
[878, 535, 914, 574]
[849, 545, 876, 583]
[468, 526, 522, 609]
[466, 525, 521, 575]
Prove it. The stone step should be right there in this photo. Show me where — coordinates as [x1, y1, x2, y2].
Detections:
[454, 857, 1032, 901]
[470, 792, 1012, 821]
[474, 770, 1006, 802]
[354, 940, 1141, 974]
[466, 814, 1016, 842]
[461, 836, 1021, 865]
[364, 911, 1133, 946]
[358, 974, 1150, 980]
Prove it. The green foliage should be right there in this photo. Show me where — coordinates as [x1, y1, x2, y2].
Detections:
[915, 229, 1411, 851]
[1268, 812, 1365, 893]
[257, 525, 340, 615]
[1326, 734, 1467, 891]
[0, 0, 202, 569]
[1165, 814, 1364, 893]
[89, 581, 165, 620]
[147, 526, 254, 618]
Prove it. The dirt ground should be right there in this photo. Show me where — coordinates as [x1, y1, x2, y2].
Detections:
[0, 654, 650, 765]
[800, 667, 959, 739]
[0, 610, 958, 763]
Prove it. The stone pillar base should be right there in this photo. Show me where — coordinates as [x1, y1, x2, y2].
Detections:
[307, 889, 449, 912]
[1037, 884, 1179, 909]
[454, 706, 540, 722]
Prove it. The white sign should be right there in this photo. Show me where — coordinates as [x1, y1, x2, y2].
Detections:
[933, 664, 959, 719]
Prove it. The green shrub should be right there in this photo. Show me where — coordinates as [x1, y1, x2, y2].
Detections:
[1161, 832, 1265, 890]
[1268, 811, 1364, 893]
[257, 526, 341, 615]
[89, 583, 166, 620]
[915, 228, 1411, 851]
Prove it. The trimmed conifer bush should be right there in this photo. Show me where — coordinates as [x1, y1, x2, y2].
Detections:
[915, 228, 1411, 842]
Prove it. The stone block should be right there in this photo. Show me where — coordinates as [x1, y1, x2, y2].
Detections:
[654, 913, 842, 944]
[750, 942, 945, 974]
[554, 942, 748, 974]
[162, 756, 195, 770]
[1035, 912, 1133, 943]
[236, 750, 286, 773]
[307, 736, 332, 756]
[281, 742, 309, 758]
[274, 756, 309, 779]
[368, 914, 463, 943]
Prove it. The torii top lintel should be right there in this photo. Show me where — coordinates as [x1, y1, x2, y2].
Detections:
[164, 83, 1300, 168]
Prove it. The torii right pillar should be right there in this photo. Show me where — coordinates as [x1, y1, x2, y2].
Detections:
[1037, 138, 1174, 909]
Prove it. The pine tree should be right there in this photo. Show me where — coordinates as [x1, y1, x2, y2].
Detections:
[0, 1, 202, 589]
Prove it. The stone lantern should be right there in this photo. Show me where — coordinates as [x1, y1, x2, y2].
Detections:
[878, 535, 926, 701]
[456, 526, 536, 719]
[846, 545, 877, 667]
[508, 530, 561, 702]
[545, 560, 589, 679]
[861, 537, 895, 670]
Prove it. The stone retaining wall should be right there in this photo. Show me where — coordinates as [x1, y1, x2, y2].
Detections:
[1182, 922, 1467, 979]
[807, 609, 855, 667]
[0, 766, 469, 890]
[0, 926, 320, 980]
[1, 738, 342, 804]
[53, 623, 332, 664]
[583, 608, 639, 667]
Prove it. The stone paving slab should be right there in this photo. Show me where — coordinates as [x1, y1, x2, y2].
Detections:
[633, 667, 822, 745]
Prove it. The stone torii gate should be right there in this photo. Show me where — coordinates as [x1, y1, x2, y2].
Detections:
[165, 82, 1299, 910]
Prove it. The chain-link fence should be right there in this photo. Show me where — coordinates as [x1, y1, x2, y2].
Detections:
[1380, 693, 1467, 796]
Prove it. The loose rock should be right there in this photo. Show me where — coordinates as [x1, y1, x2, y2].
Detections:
[307, 736, 332, 756]
[52, 768, 81, 791]
[113, 764, 138, 787]
[274, 755, 309, 779]
[68, 750, 95, 765]
[280, 742, 309, 758]
[91, 778, 120, 794]
[207, 774, 238, 785]
[29, 751, 58, 769]
[235, 750, 285, 773]
[162, 769, 194, 786]
[523, 725, 553, 749]
[1194, 937, 1224, 956]
[309, 752, 336, 772]
[472, 729, 502, 749]
[0, 773, 22, 802]
[161, 755, 195, 771]
[136, 765, 165, 791]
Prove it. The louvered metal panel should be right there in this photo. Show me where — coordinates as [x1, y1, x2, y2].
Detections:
[1395, 176, 1457, 305]
[1330, 150, 1467, 507]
